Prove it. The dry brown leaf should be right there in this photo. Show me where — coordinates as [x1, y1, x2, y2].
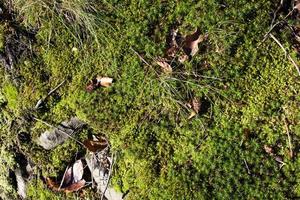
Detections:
[83, 136, 108, 152]
[165, 46, 180, 59]
[64, 180, 86, 193]
[155, 58, 172, 73]
[183, 28, 207, 57]
[46, 159, 85, 193]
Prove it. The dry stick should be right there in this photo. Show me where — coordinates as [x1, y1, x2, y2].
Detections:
[35, 80, 66, 109]
[129, 47, 159, 76]
[32, 117, 85, 146]
[270, 33, 300, 76]
[100, 152, 115, 200]
[284, 119, 293, 158]
[58, 165, 70, 190]
[262, 9, 295, 44]
[243, 158, 251, 175]
[271, 0, 284, 27]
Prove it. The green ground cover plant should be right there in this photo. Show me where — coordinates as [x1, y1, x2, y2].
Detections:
[0, 0, 300, 199]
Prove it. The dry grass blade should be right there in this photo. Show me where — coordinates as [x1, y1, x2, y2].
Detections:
[270, 33, 300, 76]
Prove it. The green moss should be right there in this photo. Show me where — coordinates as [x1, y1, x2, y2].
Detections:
[2, 83, 19, 113]
[0, 0, 300, 199]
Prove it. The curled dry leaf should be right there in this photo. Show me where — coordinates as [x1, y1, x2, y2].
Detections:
[183, 28, 207, 57]
[86, 76, 113, 92]
[63, 180, 86, 193]
[97, 76, 113, 87]
[83, 135, 108, 152]
[62, 167, 72, 186]
[275, 156, 284, 163]
[155, 58, 172, 73]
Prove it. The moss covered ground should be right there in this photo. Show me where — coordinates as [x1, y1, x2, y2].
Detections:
[0, 0, 300, 199]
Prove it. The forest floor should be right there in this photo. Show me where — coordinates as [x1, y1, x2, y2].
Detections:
[0, 0, 300, 199]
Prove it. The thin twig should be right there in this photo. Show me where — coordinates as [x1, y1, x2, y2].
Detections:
[32, 117, 85, 146]
[284, 118, 293, 158]
[271, 0, 284, 27]
[47, 80, 66, 97]
[100, 152, 115, 200]
[270, 33, 300, 76]
[129, 47, 159, 76]
[35, 80, 66, 109]
[130, 47, 152, 67]
[243, 158, 251, 175]
[58, 165, 70, 190]
[261, 9, 295, 44]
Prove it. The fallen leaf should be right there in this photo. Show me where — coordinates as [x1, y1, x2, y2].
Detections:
[83, 136, 108, 152]
[86, 76, 113, 92]
[96, 76, 113, 87]
[86, 80, 97, 92]
[165, 46, 179, 59]
[38, 117, 85, 150]
[183, 28, 207, 57]
[72, 160, 84, 183]
[85, 152, 123, 200]
[47, 159, 86, 193]
[155, 58, 172, 73]
[64, 180, 86, 193]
